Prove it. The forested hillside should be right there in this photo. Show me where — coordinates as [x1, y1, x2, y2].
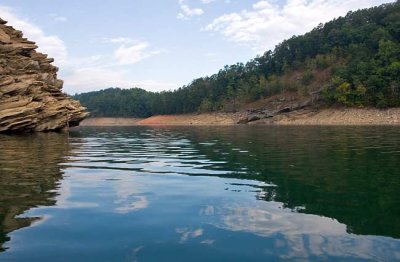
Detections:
[74, 1, 400, 117]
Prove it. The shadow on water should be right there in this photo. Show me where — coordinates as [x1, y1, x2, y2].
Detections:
[0, 133, 71, 251]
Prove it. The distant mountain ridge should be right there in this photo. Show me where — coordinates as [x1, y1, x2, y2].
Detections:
[74, 1, 400, 118]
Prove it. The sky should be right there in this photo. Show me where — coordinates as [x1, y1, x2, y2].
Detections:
[0, 0, 395, 94]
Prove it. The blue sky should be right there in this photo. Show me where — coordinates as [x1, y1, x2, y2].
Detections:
[0, 0, 394, 94]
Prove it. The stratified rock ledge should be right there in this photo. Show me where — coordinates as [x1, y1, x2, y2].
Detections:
[0, 17, 88, 133]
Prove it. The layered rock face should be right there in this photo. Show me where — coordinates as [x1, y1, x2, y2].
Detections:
[0, 18, 88, 133]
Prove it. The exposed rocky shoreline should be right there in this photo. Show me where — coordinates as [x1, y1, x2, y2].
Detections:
[78, 107, 400, 127]
[0, 18, 88, 133]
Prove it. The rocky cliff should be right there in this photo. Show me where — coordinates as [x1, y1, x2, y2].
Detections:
[0, 18, 88, 133]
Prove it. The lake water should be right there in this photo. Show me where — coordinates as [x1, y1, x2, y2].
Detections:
[0, 126, 399, 261]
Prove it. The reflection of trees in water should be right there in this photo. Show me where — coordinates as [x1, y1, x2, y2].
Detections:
[176, 126, 400, 239]
[68, 126, 400, 238]
[0, 133, 71, 251]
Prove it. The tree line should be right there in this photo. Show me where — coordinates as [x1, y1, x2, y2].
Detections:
[74, 1, 400, 117]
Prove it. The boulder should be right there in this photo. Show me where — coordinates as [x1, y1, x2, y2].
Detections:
[247, 115, 261, 122]
[237, 117, 249, 124]
[276, 107, 292, 114]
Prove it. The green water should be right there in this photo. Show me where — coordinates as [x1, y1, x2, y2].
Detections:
[0, 126, 399, 261]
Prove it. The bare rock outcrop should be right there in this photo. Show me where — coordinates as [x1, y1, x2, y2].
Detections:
[0, 18, 88, 133]
[237, 94, 313, 124]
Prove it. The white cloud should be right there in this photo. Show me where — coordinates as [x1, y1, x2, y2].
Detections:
[205, 0, 395, 53]
[63, 68, 133, 94]
[103, 37, 164, 65]
[62, 39, 166, 93]
[50, 14, 67, 22]
[0, 5, 67, 63]
[54, 16, 67, 22]
[177, 0, 204, 20]
[104, 37, 136, 45]
[62, 54, 107, 70]
[201, 0, 217, 4]
[114, 42, 162, 65]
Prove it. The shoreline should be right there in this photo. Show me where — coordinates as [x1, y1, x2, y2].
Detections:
[78, 108, 400, 127]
